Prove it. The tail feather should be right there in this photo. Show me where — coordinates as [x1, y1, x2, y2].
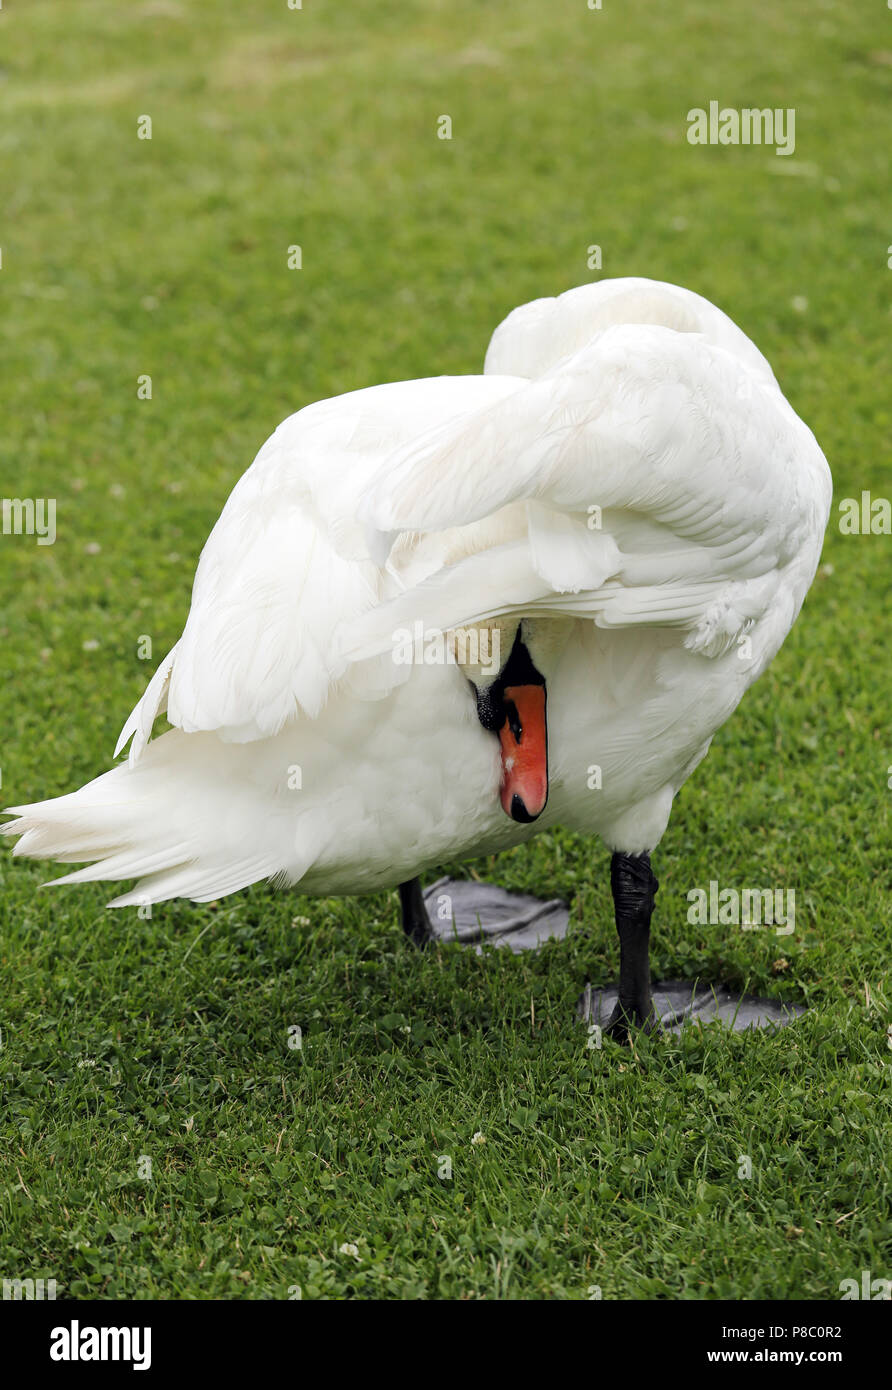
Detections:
[106, 854, 279, 908]
[47, 846, 196, 889]
[2, 727, 293, 907]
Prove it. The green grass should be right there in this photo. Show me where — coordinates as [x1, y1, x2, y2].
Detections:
[1, 0, 890, 1300]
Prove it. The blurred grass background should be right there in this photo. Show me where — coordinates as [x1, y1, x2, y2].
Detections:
[0, 0, 889, 1299]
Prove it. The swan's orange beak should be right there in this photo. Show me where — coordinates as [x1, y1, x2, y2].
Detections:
[498, 684, 548, 823]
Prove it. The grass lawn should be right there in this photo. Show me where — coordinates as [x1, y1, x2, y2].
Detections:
[1, 0, 890, 1300]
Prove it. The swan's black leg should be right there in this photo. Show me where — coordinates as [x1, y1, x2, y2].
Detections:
[399, 877, 434, 949]
[604, 851, 660, 1041]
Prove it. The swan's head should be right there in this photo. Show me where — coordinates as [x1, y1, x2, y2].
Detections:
[460, 618, 571, 825]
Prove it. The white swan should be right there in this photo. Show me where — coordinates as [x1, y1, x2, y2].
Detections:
[3, 278, 831, 1035]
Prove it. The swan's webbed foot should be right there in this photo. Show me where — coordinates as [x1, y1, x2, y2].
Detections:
[398, 877, 435, 949]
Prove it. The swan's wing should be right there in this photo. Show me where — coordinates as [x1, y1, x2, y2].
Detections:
[116, 375, 522, 762]
[116, 440, 380, 762]
[346, 323, 831, 661]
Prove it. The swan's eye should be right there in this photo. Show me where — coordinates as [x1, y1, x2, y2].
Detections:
[503, 698, 523, 743]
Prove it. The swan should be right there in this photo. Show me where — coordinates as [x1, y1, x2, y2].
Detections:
[2, 278, 832, 1037]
